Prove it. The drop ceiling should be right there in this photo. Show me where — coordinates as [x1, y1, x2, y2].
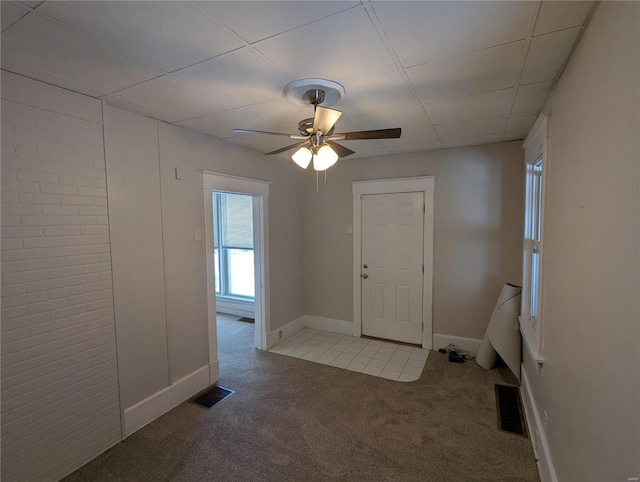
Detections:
[1, 1, 595, 159]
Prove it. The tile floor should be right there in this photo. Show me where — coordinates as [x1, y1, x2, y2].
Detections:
[269, 328, 429, 382]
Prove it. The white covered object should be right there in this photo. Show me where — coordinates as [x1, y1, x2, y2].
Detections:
[476, 283, 522, 381]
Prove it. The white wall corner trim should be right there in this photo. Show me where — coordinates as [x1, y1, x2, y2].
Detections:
[123, 365, 210, 437]
[209, 360, 220, 386]
[432, 333, 482, 353]
[266, 315, 306, 349]
[521, 366, 558, 482]
[303, 315, 353, 335]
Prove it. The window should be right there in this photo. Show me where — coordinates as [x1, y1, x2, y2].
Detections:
[527, 157, 543, 326]
[520, 115, 548, 362]
[213, 192, 255, 300]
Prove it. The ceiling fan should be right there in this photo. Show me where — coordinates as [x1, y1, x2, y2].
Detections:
[233, 79, 401, 172]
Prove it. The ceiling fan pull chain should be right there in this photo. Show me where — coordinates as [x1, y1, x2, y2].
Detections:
[324, 170, 327, 184]
[316, 171, 319, 196]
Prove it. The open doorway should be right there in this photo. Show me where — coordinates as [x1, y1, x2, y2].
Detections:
[212, 192, 258, 370]
[203, 172, 270, 385]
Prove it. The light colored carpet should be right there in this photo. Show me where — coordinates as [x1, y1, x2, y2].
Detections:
[63, 314, 540, 481]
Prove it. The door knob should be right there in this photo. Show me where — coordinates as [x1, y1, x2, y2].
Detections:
[362, 274, 368, 279]
[363, 264, 368, 269]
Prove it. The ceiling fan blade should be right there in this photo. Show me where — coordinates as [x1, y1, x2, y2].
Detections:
[333, 128, 402, 141]
[264, 140, 310, 156]
[233, 129, 307, 140]
[313, 106, 342, 134]
[327, 141, 355, 158]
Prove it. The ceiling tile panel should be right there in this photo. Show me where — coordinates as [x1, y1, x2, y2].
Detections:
[441, 133, 502, 149]
[383, 139, 443, 154]
[225, 133, 297, 154]
[434, 115, 508, 140]
[512, 81, 553, 113]
[534, 1, 593, 36]
[174, 47, 292, 108]
[247, 99, 313, 132]
[348, 105, 434, 137]
[1, 14, 161, 96]
[0, 1, 594, 159]
[344, 137, 400, 152]
[175, 107, 281, 139]
[503, 130, 527, 142]
[520, 27, 581, 84]
[338, 71, 417, 117]
[39, 2, 243, 72]
[406, 41, 527, 103]
[341, 144, 392, 160]
[379, 127, 443, 152]
[195, 1, 360, 44]
[106, 75, 237, 123]
[373, 1, 534, 68]
[506, 113, 538, 133]
[1, 1, 30, 33]
[424, 88, 514, 126]
[254, 6, 397, 83]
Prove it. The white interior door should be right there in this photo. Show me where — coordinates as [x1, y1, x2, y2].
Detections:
[361, 192, 424, 344]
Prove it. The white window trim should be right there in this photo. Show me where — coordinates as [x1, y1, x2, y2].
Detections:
[520, 115, 548, 364]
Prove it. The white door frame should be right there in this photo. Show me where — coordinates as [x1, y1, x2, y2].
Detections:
[352, 176, 435, 349]
[203, 171, 270, 384]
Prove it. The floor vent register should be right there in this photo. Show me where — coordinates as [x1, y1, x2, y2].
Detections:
[191, 386, 234, 410]
[495, 384, 527, 437]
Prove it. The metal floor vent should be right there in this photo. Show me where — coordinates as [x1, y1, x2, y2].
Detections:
[495, 384, 527, 437]
[191, 386, 234, 410]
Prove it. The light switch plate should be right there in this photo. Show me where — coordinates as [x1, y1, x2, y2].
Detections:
[195, 227, 202, 241]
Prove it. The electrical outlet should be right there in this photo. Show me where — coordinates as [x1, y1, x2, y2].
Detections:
[347, 224, 353, 234]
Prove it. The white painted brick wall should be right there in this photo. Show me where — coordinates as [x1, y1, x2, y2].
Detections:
[1, 98, 121, 481]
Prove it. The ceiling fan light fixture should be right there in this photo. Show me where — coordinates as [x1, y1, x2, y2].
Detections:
[292, 146, 312, 169]
[313, 145, 338, 171]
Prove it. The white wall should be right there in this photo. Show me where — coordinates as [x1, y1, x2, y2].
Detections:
[303, 142, 525, 341]
[1, 72, 121, 481]
[522, 2, 639, 481]
[103, 106, 170, 410]
[157, 122, 306, 332]
[103, 106, 306, 431]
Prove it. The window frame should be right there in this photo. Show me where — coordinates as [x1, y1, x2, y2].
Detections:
[520, 115, 548, 363]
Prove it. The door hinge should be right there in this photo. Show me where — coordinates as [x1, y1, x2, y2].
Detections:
[422, 264, 424, 273]
[423, 204, 425, 213]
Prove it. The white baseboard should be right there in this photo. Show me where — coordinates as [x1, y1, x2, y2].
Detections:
[521, 365, 558, 482]
[432, 333, 482, 353]
[266, 315, 305, 349]
[303, 315, 352, 335]
[123, 365, 210, 437]
[216, 298, 255, 318]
